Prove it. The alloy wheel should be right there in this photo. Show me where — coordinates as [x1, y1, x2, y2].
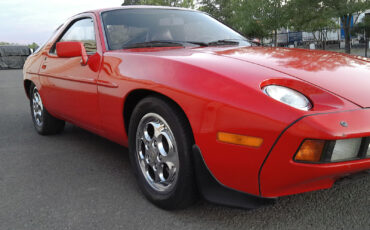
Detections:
[32, 88, 43, 126]
[136, 113, 179, 192]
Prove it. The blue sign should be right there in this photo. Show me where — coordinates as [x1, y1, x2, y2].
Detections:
[340, 16, 354, 39]
[288, 32, 302, 43]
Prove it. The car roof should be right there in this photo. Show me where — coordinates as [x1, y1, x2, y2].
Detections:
[80, 5, 198, 15]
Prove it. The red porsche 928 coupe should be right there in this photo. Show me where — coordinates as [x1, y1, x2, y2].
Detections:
[23, 6, 370, 210]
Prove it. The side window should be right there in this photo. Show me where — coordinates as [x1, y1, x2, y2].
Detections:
[53, 18, 97, 54]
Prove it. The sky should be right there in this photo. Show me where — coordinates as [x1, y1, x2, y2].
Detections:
[0, 0, 123, 45]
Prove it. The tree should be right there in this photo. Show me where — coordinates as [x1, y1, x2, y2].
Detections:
[199, 0, 236, 25]
[353, 14, 370, 57]
[323, 0, 370, 54]
[122, 0, 194, 8]
[199, 0, 269, 39]
[199, 0, 289, 43]
[228, 0, 270, 39]
[28, 42, 39, 51]
[287, 0, 338, 50]
[122, 0, 141, 5]
[252, 0, 289, 47]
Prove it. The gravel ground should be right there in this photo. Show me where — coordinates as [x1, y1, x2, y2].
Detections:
[0, 69, 369, 230]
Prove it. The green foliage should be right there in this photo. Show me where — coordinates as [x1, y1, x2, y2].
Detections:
[199, 0, 236, 24]
[322, 0, 370, 33]
[254, 0, 289, 33]
[199, 0, 267, 38]
[122, 0, 142, 5]
[28, 42, 39, 51]
[0, 42, 11, 45]
[120, 0, 370, 50]
[286, 0, 339, 49]
[287, 0, 337, 32]
[353, 14, 370, 37]
[121, 0, 194, 8]
[322, 0, 370, 53]
[323, 0, 370, 18]
[200, 0, 291, 42]
[0, 41, 39, 51]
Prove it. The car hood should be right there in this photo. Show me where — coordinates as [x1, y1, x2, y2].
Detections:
[202, 46, 370, 108]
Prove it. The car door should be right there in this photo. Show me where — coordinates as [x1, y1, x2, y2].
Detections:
[38, 16, 102, 132]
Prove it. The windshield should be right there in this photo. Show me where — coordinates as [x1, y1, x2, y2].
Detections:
[101, 9, 251, 50]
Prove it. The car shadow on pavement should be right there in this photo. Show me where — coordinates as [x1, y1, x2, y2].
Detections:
[50, 123, 369, 229]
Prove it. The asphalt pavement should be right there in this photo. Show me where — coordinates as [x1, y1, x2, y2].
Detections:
[0, 69, 369, 230]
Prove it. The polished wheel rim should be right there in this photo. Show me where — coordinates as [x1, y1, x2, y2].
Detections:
[136, 113, 179, 192]
[32, 88, 43, 126]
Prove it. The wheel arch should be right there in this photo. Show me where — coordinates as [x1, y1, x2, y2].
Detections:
[24, 79, 34, 99]
[123, 89, 195, 143]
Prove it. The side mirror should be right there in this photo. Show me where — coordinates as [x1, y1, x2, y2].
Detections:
[252, 38, 261, 46]
[56, 41, 88, 65]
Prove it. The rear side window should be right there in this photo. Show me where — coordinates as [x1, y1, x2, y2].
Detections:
[52, 18, 97, 54]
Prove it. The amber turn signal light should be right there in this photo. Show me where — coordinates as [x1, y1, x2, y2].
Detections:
[217, 132, 263, 147]
[295, 140, 326, 162]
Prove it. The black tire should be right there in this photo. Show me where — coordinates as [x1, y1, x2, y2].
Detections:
[29, 83, 65, 135]
[128, 96, 197, 210]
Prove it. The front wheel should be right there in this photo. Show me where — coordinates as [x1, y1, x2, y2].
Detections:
[29, 84, 65, 135]
[128, 96, 197, 210]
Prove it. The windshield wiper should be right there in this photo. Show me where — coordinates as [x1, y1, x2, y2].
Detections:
[122, 39, 240, 49]
[182, 40, 240, 47]
[183, 41, 209, 47]
[207, 39, 240, 46]
[122, 41, 184, 49]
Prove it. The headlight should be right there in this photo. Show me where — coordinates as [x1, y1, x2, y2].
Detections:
[263, 85, 312, 111]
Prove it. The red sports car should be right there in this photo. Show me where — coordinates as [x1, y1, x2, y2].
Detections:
[23, 6, 370, 210]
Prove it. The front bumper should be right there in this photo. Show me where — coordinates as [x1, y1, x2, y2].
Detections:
[260, 108, 370, 197]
